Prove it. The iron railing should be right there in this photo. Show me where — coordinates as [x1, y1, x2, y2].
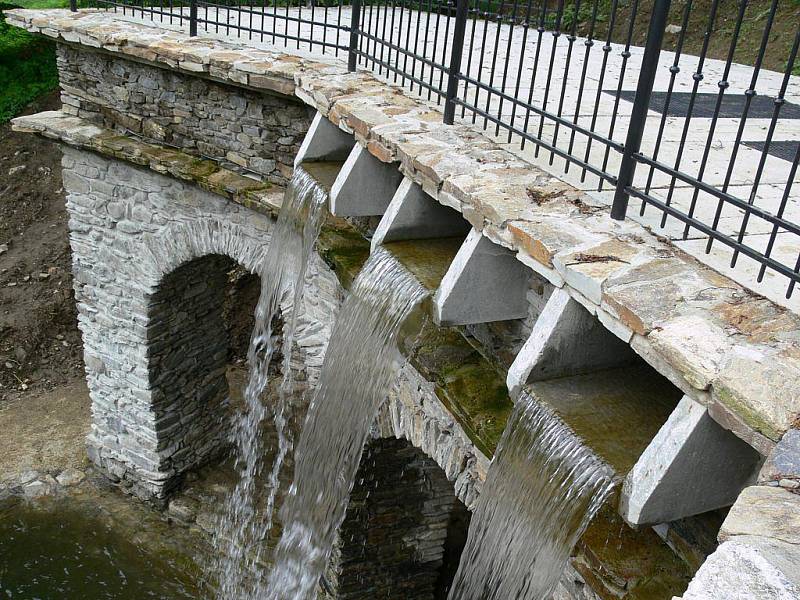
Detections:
[69, 0, 800, 299]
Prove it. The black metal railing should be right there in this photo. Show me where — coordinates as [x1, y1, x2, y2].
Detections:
[70, 0, 800, 299]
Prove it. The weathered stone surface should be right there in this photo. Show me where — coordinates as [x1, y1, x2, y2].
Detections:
[679, 537, 800, 600]
[719, 486, 800, 546]
[11, 5, 800, 479]
[760, 429, 800, 484]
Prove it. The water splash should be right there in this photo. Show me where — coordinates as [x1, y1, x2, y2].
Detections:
[262, 249, 427, 600]
[212, 167, 326, 599]
[448, 392, 615, 600]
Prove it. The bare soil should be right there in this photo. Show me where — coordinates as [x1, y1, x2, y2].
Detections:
[0, 91, 84, 401]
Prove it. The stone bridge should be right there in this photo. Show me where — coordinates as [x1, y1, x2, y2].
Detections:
[8, 9, 800, 599]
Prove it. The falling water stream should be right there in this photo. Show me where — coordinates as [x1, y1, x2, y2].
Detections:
[448, 391, 615, 600]
[212, 167, 326, 599]
[262, 249, 427, 599]
[210, 169, 613, 600]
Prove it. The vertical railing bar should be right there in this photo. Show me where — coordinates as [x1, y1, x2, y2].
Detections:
[549, 0, 582, 165]
[598, 0, 639, 189]
[399, 0, 411, 85]
[521, 0, 551, 148]
[409, 0, 423, 92]
[482, 0, 505, 128]
[642, 0, 692, 219]
[444, 0, 468, 124]
[436, 0, 453, 102]
[709, 0, 779, 257]
[534, 0, 565, 157]
[610, 0, 671, 220]
[565, 0, 599, 173]
[506, 0, 533, 143]
[189, 0, 198, 35]
[348, 0, 362, 71]
[495, 0, 520, 137]
[460, 0, 479, 116]
[741, 27, 799, 273]
[580, 0, 619, 182]
[661, 0, 719, 216]
[680, 0, 748, 238]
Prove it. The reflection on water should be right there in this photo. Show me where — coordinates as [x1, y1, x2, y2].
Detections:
[0, 499, 201, 599]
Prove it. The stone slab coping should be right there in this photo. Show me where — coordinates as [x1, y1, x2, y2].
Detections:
[8, 8, 800, 452]
[12, 110, 284, 217]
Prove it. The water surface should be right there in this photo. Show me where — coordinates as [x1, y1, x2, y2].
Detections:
[0, 499, 201, 599]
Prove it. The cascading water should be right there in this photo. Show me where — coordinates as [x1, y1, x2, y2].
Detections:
[262, 249, 427, 600]
[448, 391, 615, 600]
[211, 167, 326, 599]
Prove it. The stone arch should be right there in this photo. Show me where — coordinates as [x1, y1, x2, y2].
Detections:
[327, 436, 471, 600]
[66, 149, 340, 503]
[145, 252, 262, 495]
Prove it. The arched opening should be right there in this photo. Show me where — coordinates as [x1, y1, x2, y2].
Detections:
[327, 437, 471, 599]
[146, 254, 263, 491]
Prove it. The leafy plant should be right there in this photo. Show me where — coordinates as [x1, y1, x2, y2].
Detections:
[0, 3, 60, 123]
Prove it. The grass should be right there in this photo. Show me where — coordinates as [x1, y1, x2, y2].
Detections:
[0, 2, 63, 123]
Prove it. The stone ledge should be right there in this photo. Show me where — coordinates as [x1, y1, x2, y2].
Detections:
[12, 111, 283, 217]
[8, 8, 800, 448]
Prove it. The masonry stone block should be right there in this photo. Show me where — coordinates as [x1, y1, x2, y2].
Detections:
[371, 177, 470, 251]
[621, 396, 763, 526]
[434, 229, 532, 327]
[507, 288, 635, 396]
[295, 111, 355, 166]
[330, 144, 404, 217]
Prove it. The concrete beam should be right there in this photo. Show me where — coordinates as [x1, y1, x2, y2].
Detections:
[433, 229, 532, 326]
[294, 111, 355, 166]
[371, 178, 470, 251]
[330, 145, 404, 217]
[507, 288, 636, 396]
[621, 396, 763, 526]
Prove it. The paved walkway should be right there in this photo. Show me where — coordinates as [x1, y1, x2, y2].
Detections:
[101, 6, 800, 311]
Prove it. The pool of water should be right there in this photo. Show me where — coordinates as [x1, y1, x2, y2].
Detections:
[0, 499, 203, 599]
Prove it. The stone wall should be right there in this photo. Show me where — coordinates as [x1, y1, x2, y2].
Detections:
[57, 45, 311, 185]
[326, 437, 469, 599]
[63, 146, 339, 502]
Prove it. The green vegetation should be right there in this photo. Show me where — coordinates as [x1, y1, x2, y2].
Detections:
[0, 2, 63, 123]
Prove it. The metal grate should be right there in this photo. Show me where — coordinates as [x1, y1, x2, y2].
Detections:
[70, 0, 800, 300]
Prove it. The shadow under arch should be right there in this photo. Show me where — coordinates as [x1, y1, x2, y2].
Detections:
[327, 436, 471, 600]
[145, 252, 263, 495]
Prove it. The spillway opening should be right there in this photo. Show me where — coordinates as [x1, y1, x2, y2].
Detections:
[147, 254, 265, 493]
[328, 437, 471, 600]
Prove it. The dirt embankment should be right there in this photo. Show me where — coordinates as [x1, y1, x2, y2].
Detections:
[0, 91, 84, 401]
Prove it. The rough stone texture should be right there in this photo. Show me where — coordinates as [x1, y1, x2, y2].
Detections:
[759, 429, 800, 486]
[61, 147, 339, 501]
[9, 8, 800, 452]
[719, 486, 800, 547]
[326, 437, 468, 600]
[678, 537, 800, 600]
[56, 44, 310, 185]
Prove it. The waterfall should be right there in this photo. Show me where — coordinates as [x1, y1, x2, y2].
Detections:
[448, 392, 615, 600]
[212, 167, 327, 599]
[262, 249, 427, 600]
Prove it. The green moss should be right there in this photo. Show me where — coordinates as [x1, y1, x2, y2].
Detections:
[713, 384, 780, 442]
[575, 504, 692, 599]
[0, 4, 59, 123]
[404, 317, 513, 457]
[382, 237, 464, 292]
[317, 224, 371, 290]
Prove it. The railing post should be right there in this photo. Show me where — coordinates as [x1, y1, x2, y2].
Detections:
[443, 0, 468, 125]
[348, 0, 362, 73]
[611, 0, 672, 220]
[189, 0, 198, 37]
[69, 0, 77, 11]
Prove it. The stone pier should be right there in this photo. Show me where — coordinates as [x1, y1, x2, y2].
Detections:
[8, 8, 800, 598]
